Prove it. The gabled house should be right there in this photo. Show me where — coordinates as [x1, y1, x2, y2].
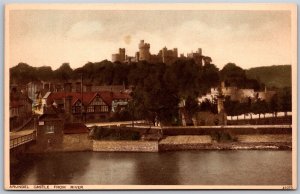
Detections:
[44, 91, 131, 122]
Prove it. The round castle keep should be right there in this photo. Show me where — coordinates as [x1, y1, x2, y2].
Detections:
[138, 40, 151, 61]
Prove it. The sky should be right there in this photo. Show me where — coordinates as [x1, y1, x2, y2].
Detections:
[9, 10, 291, 70]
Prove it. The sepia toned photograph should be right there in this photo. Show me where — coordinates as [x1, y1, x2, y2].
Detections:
[4, 3, 297, 190]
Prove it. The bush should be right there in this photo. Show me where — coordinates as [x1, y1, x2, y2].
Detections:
[90, 126, 141, 141]
[210, 130, 237, 142]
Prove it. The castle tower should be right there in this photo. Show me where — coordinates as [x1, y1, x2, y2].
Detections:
[173, 48, 178, 58]
[135, 52, 140, 62]
[197, 48, 202, 56]
[119, 48, 125, 62]
[138, 40, 151, 61]
[162, 47, 168, 63]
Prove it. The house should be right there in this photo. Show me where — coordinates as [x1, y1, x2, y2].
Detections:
[10, 86, 33, 130]
[27, 81, 43, 102]
[44, 91, 131, 122]
[33, 90, 51, 114]
[37, 106, 64, 150]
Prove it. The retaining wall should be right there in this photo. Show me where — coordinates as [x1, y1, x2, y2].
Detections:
[92, 140, 158, 152]
[62, 134, 92, 151]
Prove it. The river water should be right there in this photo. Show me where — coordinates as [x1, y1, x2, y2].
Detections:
[11, 150, 292, 185]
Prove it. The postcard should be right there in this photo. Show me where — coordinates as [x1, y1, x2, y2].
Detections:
[4, 3, 297, 190]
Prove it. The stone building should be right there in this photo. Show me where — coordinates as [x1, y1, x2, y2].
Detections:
[111, 40, 212, 66]
[44, 91, 131, 122]
[138, 40, 151, 61]
[37, 106, 64, 150]
[159, 47, 178, 65]
[112, 48, 126, 63]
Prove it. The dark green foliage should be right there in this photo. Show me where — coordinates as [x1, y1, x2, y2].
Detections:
[200, 63, 220, 91]
[54, 63, 73, 82]
[109, 109, 133, 122]
[278, 87, 292, 115]
[246, 65, 291, 88]
[221, 63, 264, 90]
[251, 99, 269, 118]
[269, 94, 279, 116]
[224, 97, 239, 118]
[10, 60, 292, 124]
[220, 63, 246, 88]
[129, 61, 180, 125]
[210, 130, 237, 142]
[10, 63, 39, 84]
[35, 66, 53, 81]
[91, 126, 140, 140]
[199, 99, 218, 114]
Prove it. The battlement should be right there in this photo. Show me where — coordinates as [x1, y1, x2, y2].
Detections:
[139, 40, 150, 49]
[110, 40, 211, 66]
[112, 48, 126, 62]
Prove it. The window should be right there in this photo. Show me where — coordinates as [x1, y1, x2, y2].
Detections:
[75, 106, 81, 113]
[87, 106, 94, 113]
[91, 96, 106, 106]
[45, 125, 54, 134]
[101, 106, 109, 112]
[95, 105, 108, 112]
[72, 106, 82, 113]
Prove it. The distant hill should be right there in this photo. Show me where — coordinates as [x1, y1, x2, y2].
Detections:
[245, 65, 291, 88]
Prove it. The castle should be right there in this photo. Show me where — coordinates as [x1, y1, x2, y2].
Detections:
[112, 40, 212, 66]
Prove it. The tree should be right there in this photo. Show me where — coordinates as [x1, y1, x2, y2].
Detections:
[129, 62, 179, 125]
[10, 63, 38, 84]
[252, 99, 268, 119]
[224, 97, 238, 120]
[36, 66, 53, 81]
[54, 63, 73, 82]
[220, 63, 246, 88]
[279, 87, 292, 116]
[199, 99, 217, 114]
[184, 96, 200, 121]
[269, 94, 279, 118]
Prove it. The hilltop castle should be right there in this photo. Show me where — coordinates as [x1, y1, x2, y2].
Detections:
[112, 40, 212, 66]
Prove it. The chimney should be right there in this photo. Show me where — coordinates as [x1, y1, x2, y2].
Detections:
[64, 95, 73, 114]
[76, 82, 81, 92]
[44, 83, 50, 91]
[64, 83, 72, 92]
[86, 84, 92, 92]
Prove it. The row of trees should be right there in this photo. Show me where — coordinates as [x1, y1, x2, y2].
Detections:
[223, 87, 292, 120]
[10, 60, 290, 125]
[11, 61, 263, 90]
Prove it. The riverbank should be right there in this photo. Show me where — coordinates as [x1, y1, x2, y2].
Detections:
[24, 133, 292, 153]
[159, 135, 292, 151]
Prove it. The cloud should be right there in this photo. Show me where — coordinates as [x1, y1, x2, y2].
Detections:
[65, 21, 104, 39]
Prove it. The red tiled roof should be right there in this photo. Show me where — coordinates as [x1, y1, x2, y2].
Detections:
[47, 91, 131, 107]
[47, 92, 98, 106]
[39, 106, 62, 121]
[64, 123, 89, 134]
[98, 91, 131, 105]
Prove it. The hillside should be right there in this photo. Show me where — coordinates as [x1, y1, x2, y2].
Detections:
[246, 65, 291, 88]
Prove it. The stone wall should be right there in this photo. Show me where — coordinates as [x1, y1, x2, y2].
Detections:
[92, 140, 158, 152]
[62, 134, 92, 151]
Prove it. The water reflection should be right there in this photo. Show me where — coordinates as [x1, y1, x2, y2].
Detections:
[11, 151, 292, 185]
